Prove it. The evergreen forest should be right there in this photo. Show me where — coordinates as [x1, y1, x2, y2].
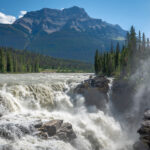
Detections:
[94, 26, 150, 78]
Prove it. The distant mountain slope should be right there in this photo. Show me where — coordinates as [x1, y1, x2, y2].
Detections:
[0, 6, 126, 62]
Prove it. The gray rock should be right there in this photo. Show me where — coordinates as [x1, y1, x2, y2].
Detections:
[34, 120, 43, 128]
[56, 122, 76, 141]
[75, 75, 109, 110]
[36, 120, 76, 142]
[36, 131, 48, 139]
[144, 110, 150, 120]
[39, 120, 63, 136]
[133, 141, 149, 150]
[138, 109, 150, 149]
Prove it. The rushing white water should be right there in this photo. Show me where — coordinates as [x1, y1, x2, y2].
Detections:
[0, 73, 134, 150]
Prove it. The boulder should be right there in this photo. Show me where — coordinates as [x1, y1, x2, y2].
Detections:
[133, 141, 149, 150]
[38, 120, 63, 136]
[56, 122, 76, 141]
[36, 120, 76, 142]
[76, 75, 109, 93]
[138, 109, 150, 149]
[35, 131, 48, 139]
[75, 75, 109, 110]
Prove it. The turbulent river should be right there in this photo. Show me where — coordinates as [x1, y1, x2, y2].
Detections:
[0, 73, 135, 150]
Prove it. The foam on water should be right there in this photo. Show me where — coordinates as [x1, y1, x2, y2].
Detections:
[0, 73, 134, 150]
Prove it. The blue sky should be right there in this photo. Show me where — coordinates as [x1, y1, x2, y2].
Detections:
[0, 0, 150, 37]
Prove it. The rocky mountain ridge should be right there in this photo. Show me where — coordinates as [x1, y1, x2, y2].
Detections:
[0, 6, 126, 62]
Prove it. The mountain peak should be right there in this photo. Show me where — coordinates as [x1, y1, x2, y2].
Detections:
[62, 6, 89, 18]
[63, 6, 85, 11]
[1, 6, 126, 62]
[14, 6, 90, 34]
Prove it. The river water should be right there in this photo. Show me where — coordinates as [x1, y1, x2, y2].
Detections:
[0, 73, 134, 150]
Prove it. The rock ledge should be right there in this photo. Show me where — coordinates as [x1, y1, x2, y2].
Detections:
[35, 119, 76, 142]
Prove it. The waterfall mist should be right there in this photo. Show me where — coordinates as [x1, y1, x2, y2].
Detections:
[0, 73, 135, 150]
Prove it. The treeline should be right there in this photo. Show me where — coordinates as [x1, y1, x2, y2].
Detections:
[0, 47, 93, 73]
[38, 54, 93, 72]
[94, 26, 150, 77]
[0, 48, 40, 73]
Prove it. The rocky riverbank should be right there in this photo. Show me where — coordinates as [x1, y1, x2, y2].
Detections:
[35, 120, 76, 141]
[137, 109, 150, 149]
[75, 75, 110, 110]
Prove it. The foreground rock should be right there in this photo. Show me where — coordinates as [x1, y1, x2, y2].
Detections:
[133, 141, 149, 150]
[138, 109, 150, 149]
[35, 120, 76, 142]
[75, 75, 109, 110]
[0, 119, 76, 143]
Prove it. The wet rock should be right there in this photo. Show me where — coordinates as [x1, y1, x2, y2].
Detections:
[39, 120, 63, 136]
[36, 120, 76, 142]
[138, 109, 150, 149]
[34, 121, 43, 128]
[144, 110, 150, 120]
[36, 131, 48, 139]
[75, 75, 109, 110]
[56, 122, 76, 141]
[76, 75, 109, 93]
[133, 141, 149, 150]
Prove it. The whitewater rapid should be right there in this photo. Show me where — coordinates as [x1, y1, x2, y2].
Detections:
[0, 73, 134, 150]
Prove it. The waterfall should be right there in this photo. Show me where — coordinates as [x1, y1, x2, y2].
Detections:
[0, 73, 134, 150]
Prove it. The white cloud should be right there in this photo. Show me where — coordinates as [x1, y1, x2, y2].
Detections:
[0, 10, 27, 24]
[0, 12, 16, 24]
[18, 11, 27, 18]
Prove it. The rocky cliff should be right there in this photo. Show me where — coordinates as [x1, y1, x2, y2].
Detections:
[0, 6, 126, 62]
[138, 109, 150, 149]
[75, 75, 109, 110]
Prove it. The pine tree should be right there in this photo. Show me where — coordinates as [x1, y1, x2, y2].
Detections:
[142, 33, 146, 51]
[0, 48, 6, 73]
[115, 42, 120, 69]
[13, 55, 18, 72]
[35, 58, 39, 72]
[6, 52, 13, 72]
[147, 38, 150, 48]
[128, 26, 137, 74]
[94, 49, 100, 74]
[138, 31, 142, 51]
[110, 41, 114, 53]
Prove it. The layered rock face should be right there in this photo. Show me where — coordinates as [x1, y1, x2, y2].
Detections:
[0, 6, 126, 62]
[75, 75, 109, 110]
[137, 109, 150, 149]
